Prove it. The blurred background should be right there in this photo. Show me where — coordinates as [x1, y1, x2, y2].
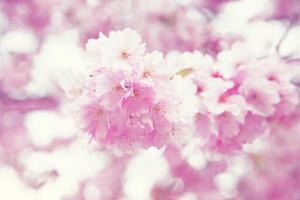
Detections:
[1, 0, 300, 199]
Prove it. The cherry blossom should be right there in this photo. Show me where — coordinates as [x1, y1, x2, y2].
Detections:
[1, 0, 300, 199]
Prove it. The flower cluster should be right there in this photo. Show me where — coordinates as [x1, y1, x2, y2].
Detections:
[189, 53, 299, 152]
[63, 29, 199, 153]
[64, 29, 299, 154]
[1, 0, 300, 199]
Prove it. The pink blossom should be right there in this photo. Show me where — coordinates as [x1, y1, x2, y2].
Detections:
[86, 28, 145, 70]
[2, 0, 300, 199]
[77, 101, 108, 139]
[67, 29, 204, 152]
[122, 81, 155, 114]
[239, 77, 280, 116]
[87, 70, 129, 111]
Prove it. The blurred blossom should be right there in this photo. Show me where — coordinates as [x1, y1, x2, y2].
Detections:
[0, 0, 300, 199]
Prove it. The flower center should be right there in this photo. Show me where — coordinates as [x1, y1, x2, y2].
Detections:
[120, 50, 130, 59]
